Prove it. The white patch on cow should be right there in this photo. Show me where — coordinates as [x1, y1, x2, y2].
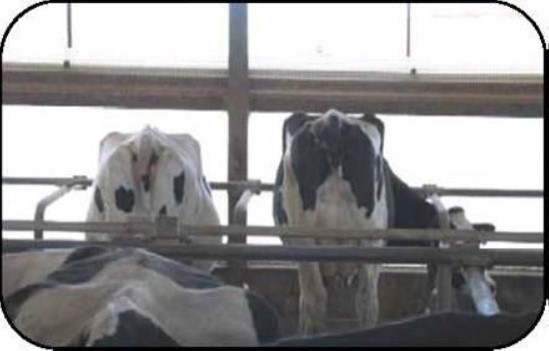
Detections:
[12, 249, 260, 346]
[2, 250, 73, 298]
[84, 295, 154, 346]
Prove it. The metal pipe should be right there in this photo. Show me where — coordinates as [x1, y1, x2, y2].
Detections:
[33, 185, 75, 239]
[1, 177, 543, 198]
[429, 194, 453, 312]
[1, 240, 543, 267]
[2, 220, 543, 243]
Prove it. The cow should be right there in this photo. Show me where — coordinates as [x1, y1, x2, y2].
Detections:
[273, 109, 389, 334]
[385, 165, 499, 315]
[86, 126, 220, 272]
[273, 109, 499, 335]
[3, 246, 280, 347]
[271, 310, 540, 347]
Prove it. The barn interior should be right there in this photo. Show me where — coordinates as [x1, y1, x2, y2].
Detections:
[1, 3, 544, 347]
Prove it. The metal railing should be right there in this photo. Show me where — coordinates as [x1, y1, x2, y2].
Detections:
[2, 176, 544, 314]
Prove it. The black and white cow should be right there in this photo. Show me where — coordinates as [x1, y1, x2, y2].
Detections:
[3, 246, 280, 347]
[273, 109, 499, 335]
[86, 126, 220, 272]
[274, 109, 389, 334]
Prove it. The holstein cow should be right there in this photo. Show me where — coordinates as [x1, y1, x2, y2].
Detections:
[273, 109, 499, 335]
[86, 126, 220, 272]
[274, 109, 389, 334]
[3, 246, 280, 347]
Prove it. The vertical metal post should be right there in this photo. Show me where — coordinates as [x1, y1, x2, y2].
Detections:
[406, 3, 411, 58]
[227, 3, 250, 286]
[228, 3, 250, 233]
[63, 3, 73, 68]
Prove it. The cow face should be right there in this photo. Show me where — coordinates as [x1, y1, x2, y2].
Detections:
[283, 109, 386, 219]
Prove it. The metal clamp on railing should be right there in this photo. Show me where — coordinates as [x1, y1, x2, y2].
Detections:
[33, 175, 90, 240]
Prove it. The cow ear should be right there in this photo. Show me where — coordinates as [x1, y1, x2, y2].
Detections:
[360, 113, 384, 139]
[282, 112, 314, 152]
[360, 113, 385, 152]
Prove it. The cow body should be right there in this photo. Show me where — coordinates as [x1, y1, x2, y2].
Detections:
[86, 126, 220, 272]
[3, 247, 280, 347]
[274, 110, 499, 335]
[274, 110, 388, 334]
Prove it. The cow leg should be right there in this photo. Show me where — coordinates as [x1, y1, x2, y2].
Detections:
[355, 264, 380, 328]
[297, 262, 327, 335]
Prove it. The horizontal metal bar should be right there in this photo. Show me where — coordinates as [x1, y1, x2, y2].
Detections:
[1, 240, 543, 267]
[2, 220, 543, 243]
[1, 177, 543, 198]
[3, 63, 543, 117]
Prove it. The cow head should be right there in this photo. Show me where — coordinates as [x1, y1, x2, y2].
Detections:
[281, 109, 386, 218]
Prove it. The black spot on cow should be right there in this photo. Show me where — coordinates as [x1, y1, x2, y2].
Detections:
[290, 124, 331, 211]
[94, 187, 104, 213]
[340, 121, 377, 218]
[385, 160, 439, 233]
[173, 172, 185, 204]
[375, 156, 383, 201]
[281, 112, 316, 152]
[131, 152, 138, 163]
[149, 152, 159, 168]
[115, 186, 135, 213]
[141, 174, 151, 192]
[4, 283, 53, 321]
[86, 310, 180, 347]
[361, 112, 385, 152]
[64, 246, 108, 265]
[245, 291, 281, 344]
[273, 162, 288, 225]
[448, 206, 465, 215]
[133, 250, 223, 289]
[47, 248, 129, 285]
[159, 205, 167, 216]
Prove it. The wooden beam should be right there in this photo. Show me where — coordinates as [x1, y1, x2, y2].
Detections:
[2, 63, 227, 110]
[2, 63, 543, 117]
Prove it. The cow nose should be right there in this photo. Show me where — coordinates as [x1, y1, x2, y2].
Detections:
[141, 174, 151, 192]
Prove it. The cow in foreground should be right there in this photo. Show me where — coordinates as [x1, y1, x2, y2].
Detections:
[86, 126, 220, 272]
[3, 246, 280, 347]
[273, 109, 499, 335]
